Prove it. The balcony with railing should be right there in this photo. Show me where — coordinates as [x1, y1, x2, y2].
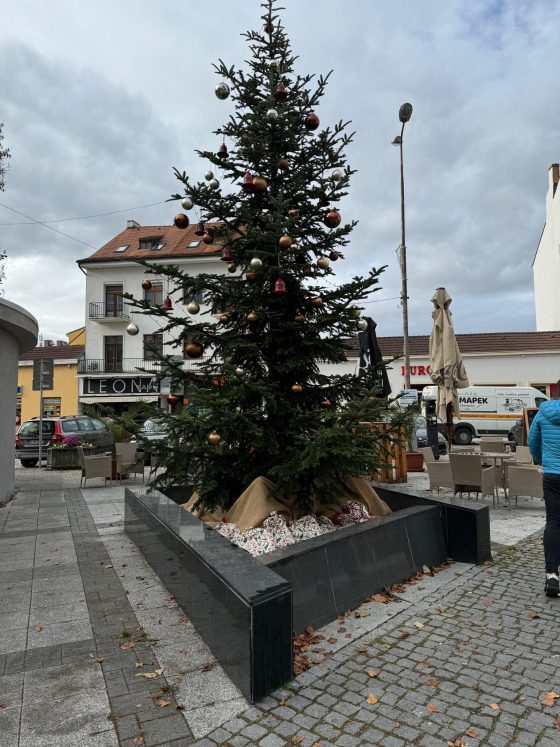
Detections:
[77, 356, 212, 375]
[89, 302, 129, 321]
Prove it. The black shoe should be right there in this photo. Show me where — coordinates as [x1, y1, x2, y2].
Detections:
[545, 576, 559, 598]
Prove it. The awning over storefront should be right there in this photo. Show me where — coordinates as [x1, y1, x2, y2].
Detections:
[79, 396, 159, 404]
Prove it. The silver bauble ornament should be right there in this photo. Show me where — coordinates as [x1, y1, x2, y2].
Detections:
[215, 82, 230, 100]
[204, 170, 214, 181]
[186, 301, 200, 315]
[331, 170, 344, 182]
[181, 196, 194, 210]
[209, 178, 220, 190]
[266, 108, 279, 122]
[357, 318, 368, 331]
[235, 367, 244, 376]
[317, 256, 330, 270]
[269, 59, 280, 69]
[350, 306, 362, 319]
[126, 322, 139, 336]
[250, 257, 263, 271]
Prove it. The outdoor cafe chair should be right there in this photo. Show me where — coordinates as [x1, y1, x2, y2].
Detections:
[479, 438, 507, 454]
[77, 446, 112, 488]
[115, 442, 145, 482]
[425, 459, 454, 492]
[449, 452, 496, 505]
[506, 465, 543, 506]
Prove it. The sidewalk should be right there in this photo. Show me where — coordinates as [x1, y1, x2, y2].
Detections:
[0, 468, 556, 747]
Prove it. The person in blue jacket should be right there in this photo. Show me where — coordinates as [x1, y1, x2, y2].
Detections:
[528, 400, 560, 597]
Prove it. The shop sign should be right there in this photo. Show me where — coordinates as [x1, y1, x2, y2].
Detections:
[83, 377, 160, 395]
[401, 364, 431, 376]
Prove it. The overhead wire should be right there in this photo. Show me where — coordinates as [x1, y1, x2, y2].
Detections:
[0, 200, 168, 226]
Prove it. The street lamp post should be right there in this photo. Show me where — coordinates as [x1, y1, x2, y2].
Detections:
[393, 102, 413, 390]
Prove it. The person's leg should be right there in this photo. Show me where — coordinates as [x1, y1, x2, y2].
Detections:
[543, 474, 560, 596]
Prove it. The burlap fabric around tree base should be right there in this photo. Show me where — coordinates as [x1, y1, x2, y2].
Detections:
[181, 475, 391, 531]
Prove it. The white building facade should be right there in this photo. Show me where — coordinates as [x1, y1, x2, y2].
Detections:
[77, 220, 225, 413]
[533, 164, 560, 330]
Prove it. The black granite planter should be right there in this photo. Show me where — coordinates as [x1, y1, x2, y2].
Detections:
[125, 488, 292, 703]
[259, 505, 447, 632]
[372, 483, 492, 565]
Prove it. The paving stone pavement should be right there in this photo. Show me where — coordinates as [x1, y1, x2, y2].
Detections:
[1, 466, 557, 746]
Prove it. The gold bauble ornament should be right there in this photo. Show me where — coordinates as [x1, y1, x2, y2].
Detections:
[202, 232, 214, 244]
[312, 296, 323, 307]
[252, 176, 268, 192]
[245, 271, 259, 282]
[219, 313, 230, 324]
[291, 383, 303, 394]
[247, 311, 258, 322]
[294, 312, 305, 324]
[185, 342, 203, 359]
[207, 431, 221, 445]
[278, 234, 293, 249]
[227, 263, 237, 273]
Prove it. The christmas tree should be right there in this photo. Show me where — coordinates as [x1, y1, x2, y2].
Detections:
[126, 0, 404, 515]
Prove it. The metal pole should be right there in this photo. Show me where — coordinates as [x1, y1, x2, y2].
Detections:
[38, 359, 44, 469]
[399, 120, 411, 390]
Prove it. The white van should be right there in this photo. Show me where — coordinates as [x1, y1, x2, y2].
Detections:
[421, 385, 548, 445]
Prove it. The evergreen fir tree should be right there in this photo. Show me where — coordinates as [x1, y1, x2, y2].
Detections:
[126, 0, 405, 514]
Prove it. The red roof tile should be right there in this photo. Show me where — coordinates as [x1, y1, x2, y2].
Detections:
[345, 331, 560, 357]
[77, 223, 222, 264]
[19, 345, 85, 362]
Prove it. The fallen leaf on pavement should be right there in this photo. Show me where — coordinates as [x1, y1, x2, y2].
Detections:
[176, 704, 185, 711]
[447, 739, 465, 747]
[201, 662, 215, 672]
[34, 625, 43, 633]
[89, 654, 105, 663]
[482, 598, 493, 606]
[426, 703, 439, 713]
[554, 715, 560, 729]
[164, 596, 175, 604]
[489, 703, 500, 710]
[414, 621, 425, 629]
[422, 564, 431, 573]
[39, 604, 48, 609]
[291, 737, 304, 745]
[399, 632, 410, 639]
[367, 670, 378, 678]
[0, 704, 5, 710]
[133, 735, 144, 746]
[428, 677, 438, 688]
[311, 743, 322, 747]
[104, 565, 113, 569]
[156, 699, 172, 707]
[370, 594, 388, 603]
[530, 612, 541, 619]
[541, 691, 560, 706]
[135, 662, 144, 668]
[367, 694, 378, 704]
[355, 646, 367, 653]
[465, 727, 479, 737]
[327, 637, 337, 644]
[119, 641, 136, 650]
[136, 668, 164, 679]
[179, 616, 188, 624]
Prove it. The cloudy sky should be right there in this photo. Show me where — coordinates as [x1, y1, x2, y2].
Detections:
[1, 0, 559, 341]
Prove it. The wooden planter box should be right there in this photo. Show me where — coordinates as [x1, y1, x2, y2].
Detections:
[406, 451, 424, 472]
[47, 447, 94, 470]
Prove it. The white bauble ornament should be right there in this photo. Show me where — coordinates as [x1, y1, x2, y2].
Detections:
[266, 108, 279, 121]
[186, 301, 200, 315]
[204, 170, 214, 181]
[317, 256, 330, 270]
[215, 82, 230, 100]
[209, 178, 220, 190]
[181, 197, 193, 210]
[350, 306, 362, 319]
[250, 257, 263, 271]
[126, 322, 139, 336]
[331, 170, 344, 182]
[357, 318, 368, 331]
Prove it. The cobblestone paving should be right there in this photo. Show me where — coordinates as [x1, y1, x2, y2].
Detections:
[197, 535, 560, 747]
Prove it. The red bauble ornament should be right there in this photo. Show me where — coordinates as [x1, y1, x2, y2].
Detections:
[312, 296, 323, 307]
[242, 171, 255, 192]
[174, 213, 189, 229]
[329, 250, 340, 261]
[217, 143, 228, 159]
[294, 312, 305, 324]
[321, 398, 332, 409]
[221, 245, 233, 262]
[274, 278, 287, 294]
[195, 221, 205, 236]
[167, 394, 178, 405]
[288, 207, 299, 218]
[302, 265, 313, 277]
[305, 113, 320, 131]
[291, 383, 303, 394]
[324, 210, 341, 228]
[141, 279, 152, 291]
[278, 158, 289, 170]
[185, 342, 203, 359]
[274, 83, 287, 102]
[163, 295, 173, 310]
[264, 20, 274, 33]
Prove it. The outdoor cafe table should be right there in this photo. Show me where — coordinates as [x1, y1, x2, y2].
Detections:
[479, 451, 516, 500]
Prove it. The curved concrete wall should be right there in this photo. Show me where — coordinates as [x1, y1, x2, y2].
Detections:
[0, 299, 38, 502]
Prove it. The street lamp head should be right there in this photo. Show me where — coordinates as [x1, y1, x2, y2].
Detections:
[391, 136, 402, 146]
[399, 102, 413, 123]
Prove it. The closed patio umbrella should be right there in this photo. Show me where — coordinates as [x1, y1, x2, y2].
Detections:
[429, 288, 469, 448]
[358, 317, 391, 397]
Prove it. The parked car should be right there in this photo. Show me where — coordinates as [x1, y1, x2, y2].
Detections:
[15, 416, 114, 467]
[414, 415, 447, 456]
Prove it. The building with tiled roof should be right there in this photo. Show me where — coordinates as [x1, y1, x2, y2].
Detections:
[76, 220, 225, 414]
[533, 164, 560, 331]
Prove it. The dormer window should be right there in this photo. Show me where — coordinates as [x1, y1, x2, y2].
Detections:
[139, 236, 164, 251]
[114, 245, 129, 253]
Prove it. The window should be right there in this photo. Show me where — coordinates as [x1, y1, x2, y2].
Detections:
[139, 236, 164, 251]
[144, 282, 163, 306]
[143, 333, 163, 360]
[183, 286, 204, 305]
[187, 241, 201, 248]
[104, 335, 123, 373]
[91, 419, 106, 431]
[43, 398, 61, 417]
[77, 417, 95, 431]
[114, 245, 129, 253]
[61, 418, 80, 433]
[105, 284, 124, 317]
